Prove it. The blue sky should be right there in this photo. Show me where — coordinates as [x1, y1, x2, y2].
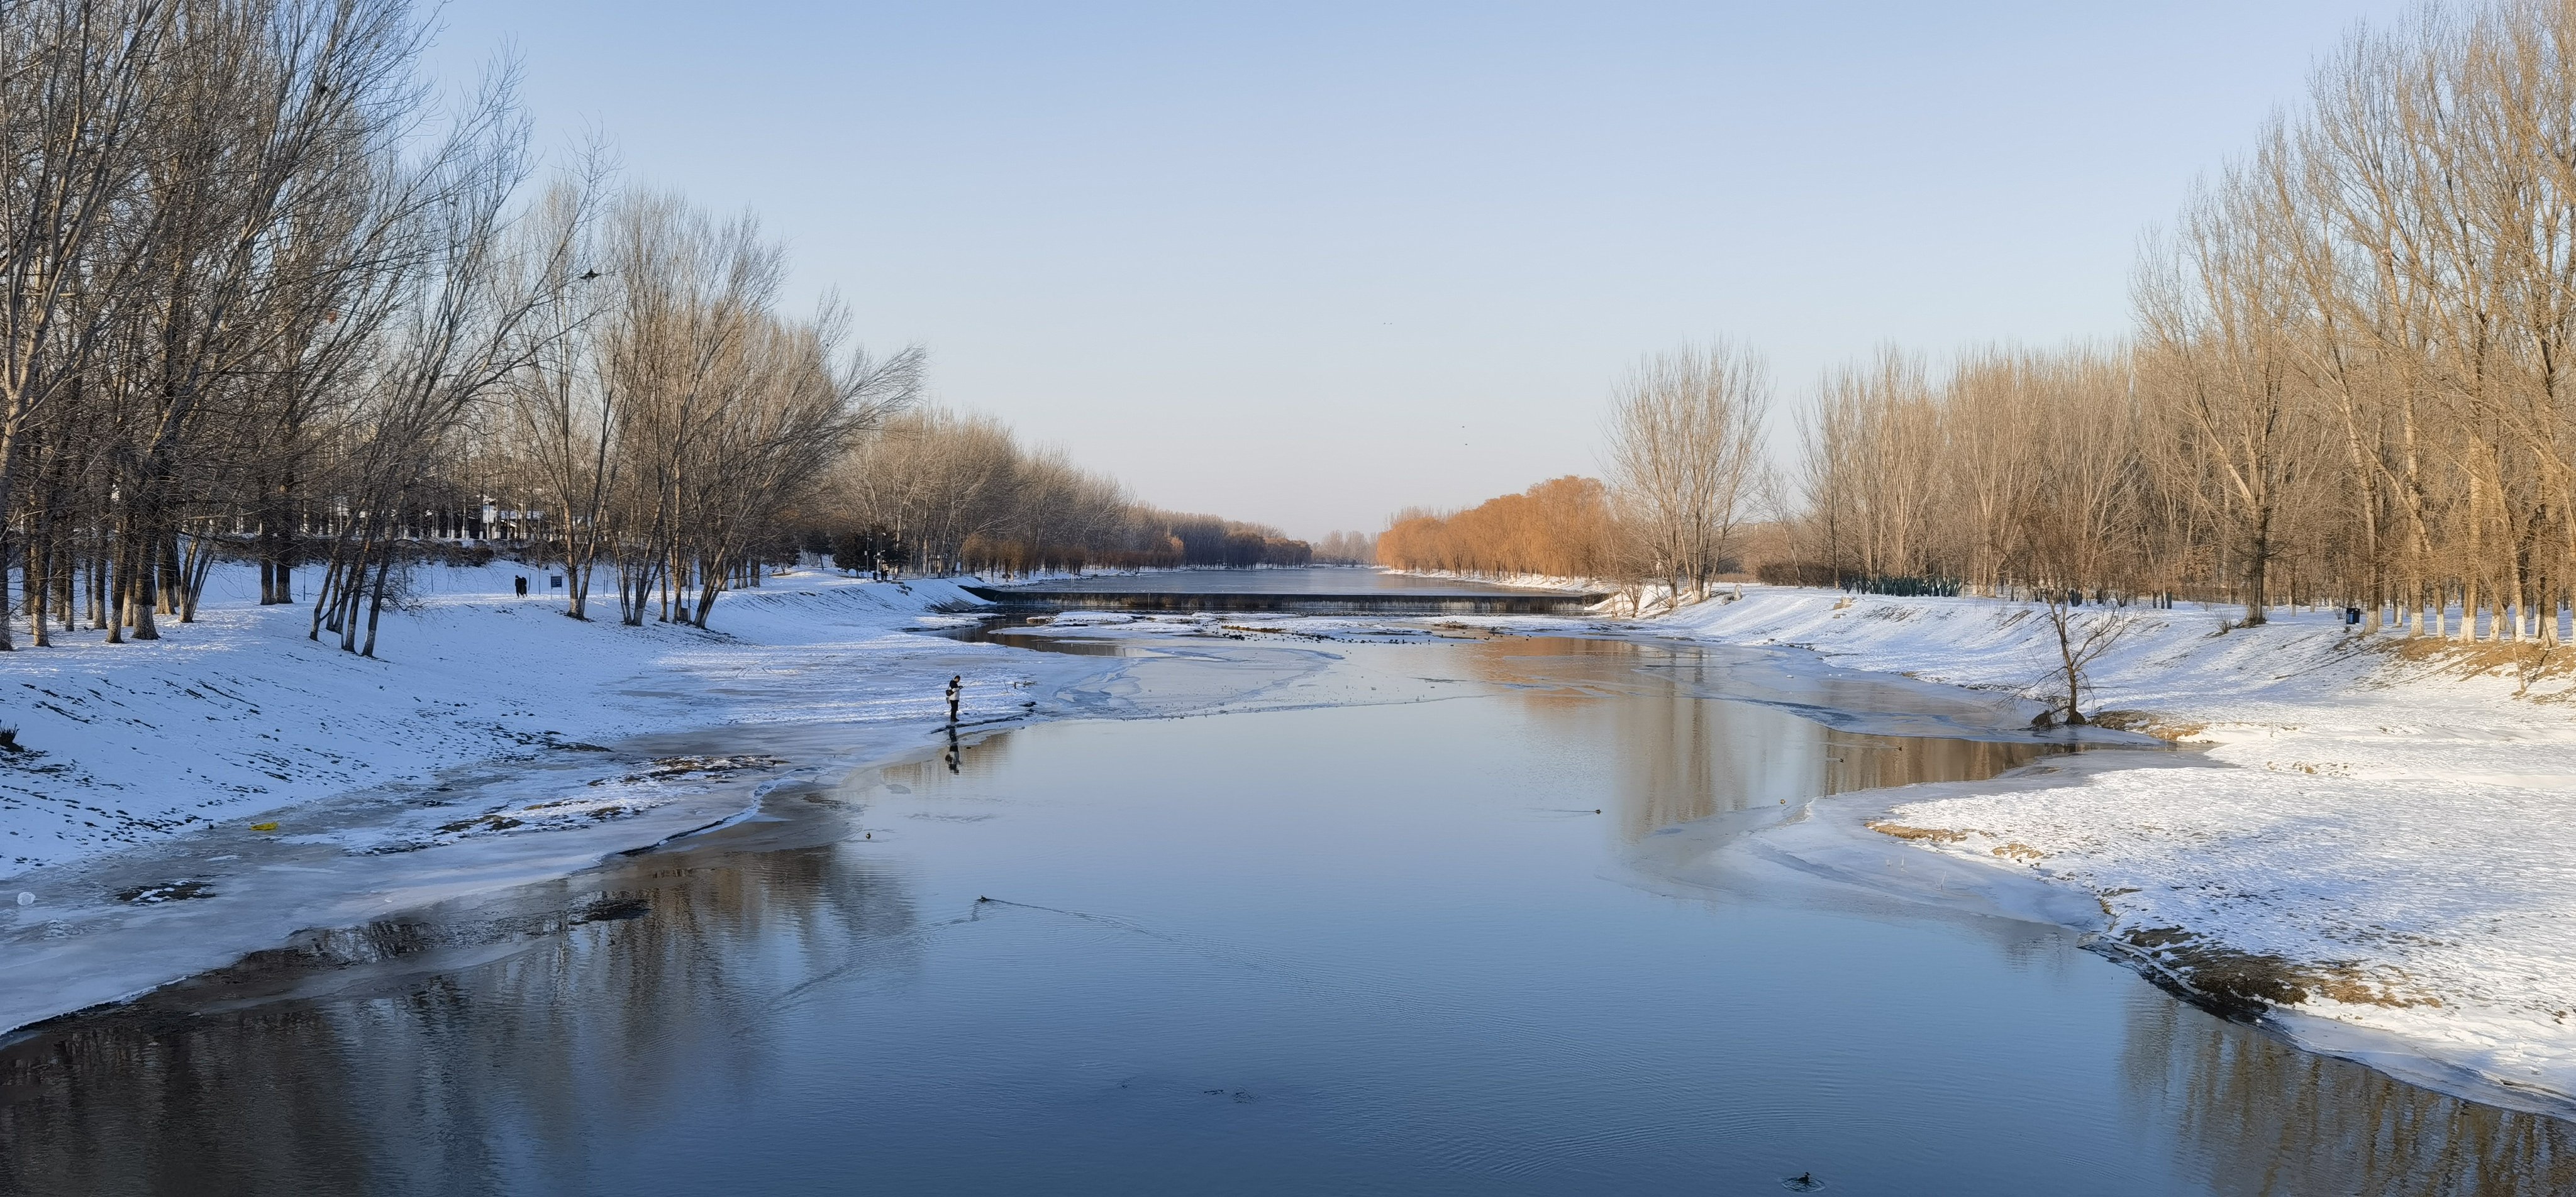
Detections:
[426, 1, 2409, 538]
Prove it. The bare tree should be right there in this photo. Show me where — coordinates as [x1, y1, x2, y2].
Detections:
[501, 163, 613, 619]
[1604, 343, 1769, 602]
[0, 1, 176, 649]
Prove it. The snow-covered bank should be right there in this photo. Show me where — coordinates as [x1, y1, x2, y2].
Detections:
[1640, 585, 2576, 1114]
[0, 563, 1148, 1034]
[18, 560, 2574, 1116]
[0, 565, 1024, 877]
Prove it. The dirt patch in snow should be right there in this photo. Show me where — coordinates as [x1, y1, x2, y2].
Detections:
[589, 754, 786, 787]
[2112, 925, 2442, 1018]
[2088, 709, 2211, 742]
[2377, 637, 2576, 698]
[1864, 820, 1970, 845]
[114, 880, 215, 905]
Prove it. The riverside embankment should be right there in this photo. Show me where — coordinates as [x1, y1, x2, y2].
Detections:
[1557, 581, 2576, 1113]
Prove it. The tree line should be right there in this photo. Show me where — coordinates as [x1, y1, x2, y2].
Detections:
[1377, 345, 1770, 607]
[1310, 530, 1377, 566]
[1393, 0, 2576, 649]
[0, 1, 1308, 656]
[804, 406, 1311, 577]
[1790, 0, 2576, 644]
[0, 0, 915, 653]
[1379, 477, 1616, 582]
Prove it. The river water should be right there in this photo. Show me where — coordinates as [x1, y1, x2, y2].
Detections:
[2, 612, 2568, 1194]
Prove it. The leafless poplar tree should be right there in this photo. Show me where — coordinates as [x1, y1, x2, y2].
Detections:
[1604, 343, 1769, 602]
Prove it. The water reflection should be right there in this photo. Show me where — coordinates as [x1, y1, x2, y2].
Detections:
[2123, 1000, 2575, 1195]
[935, 623, 1165, 656]
[0, 843, 923, 1196]
[1, 637, 2567, 1195]
[1465, 636, 2058, 840]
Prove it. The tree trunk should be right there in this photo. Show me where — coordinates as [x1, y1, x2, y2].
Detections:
[26, 512, 49, 648]
[0, 518, 14, 652]
[360, 553, 395, 658]
[87, 526, 106, 631]
[107, 536, 128, 644]
[52, 532, 71, 633]
[182, 531, 215, 622]
[0, 424, 17, 651]
[2241, 528, 2270, 627]
[128, 524, 160, 641]
[155, 532, 179, 616]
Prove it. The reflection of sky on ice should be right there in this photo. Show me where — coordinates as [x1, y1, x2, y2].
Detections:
[6, 630, 2567, 1195]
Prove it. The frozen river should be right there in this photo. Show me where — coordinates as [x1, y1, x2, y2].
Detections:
[2, 619, 2567, 1194]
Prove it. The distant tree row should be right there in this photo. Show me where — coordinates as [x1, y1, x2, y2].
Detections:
[1377, 345, 1771, 605]
[1378, 477, 1617, 582]
[1311, 530, 1377, 565]
[803, 407, 1310, 576]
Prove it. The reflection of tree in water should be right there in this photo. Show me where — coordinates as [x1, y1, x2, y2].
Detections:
[2123, 990, 2576, 1194]
[0, 839, 922, 1196]
[0, 1000, 397, 1193]
[1468, 635, 2576, 1188]
[1464, 637, 2053, 840]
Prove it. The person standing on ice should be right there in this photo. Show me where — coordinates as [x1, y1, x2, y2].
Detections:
[945, 675, 962, 724]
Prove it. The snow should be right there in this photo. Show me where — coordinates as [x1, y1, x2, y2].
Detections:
[0, 567, 1460, 1034]
[0, 564, 1033, 876]
[11, 560, 2575, 1116]
[1633, 585, 2576, 1115]
[0, 565, 1142, 1030]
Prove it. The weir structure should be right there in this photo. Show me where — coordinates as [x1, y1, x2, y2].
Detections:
[958, 585, 1608, 616]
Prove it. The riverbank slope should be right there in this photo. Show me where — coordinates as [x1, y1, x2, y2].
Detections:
[0, 565, 1023, 878]
[1648, 585, 2576, 1111]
